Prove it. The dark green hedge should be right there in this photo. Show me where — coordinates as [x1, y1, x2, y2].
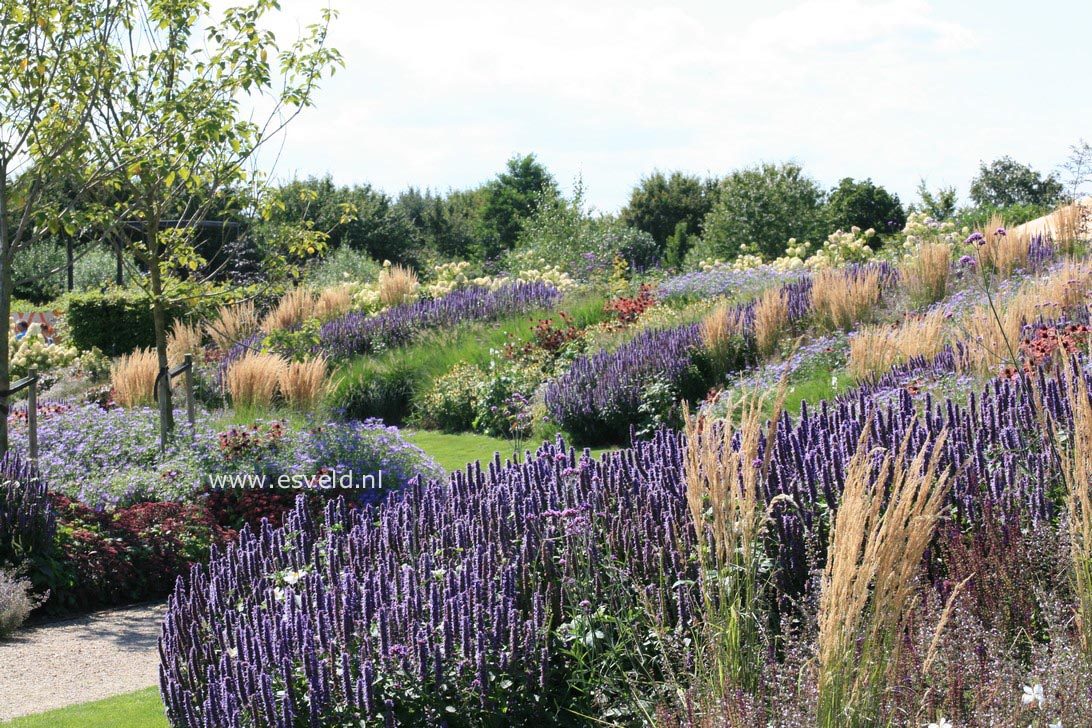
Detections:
[65, 290, 193, 355]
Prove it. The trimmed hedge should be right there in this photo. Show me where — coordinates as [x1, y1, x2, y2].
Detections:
[65, 290, 192, 355]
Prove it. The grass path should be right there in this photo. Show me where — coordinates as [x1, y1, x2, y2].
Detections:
[0, 689, 165, 728]
[405, 429, 613, 472]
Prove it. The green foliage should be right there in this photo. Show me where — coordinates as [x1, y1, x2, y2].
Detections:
[477, 153, 559, 259]
[823, 177, 905, 240]
[303, 246, 381, 288]
[329, 294, 610, 429]
[412, 362, 482, 432]
[329, 357, 423, 425]
[11, 242, 122, 304]
[396, 186, 487, 261]
[11, 241, 67, 304]
[513, 182, 659, 275]
[72, 246, 123, 292]
[969, 156, 1063, 208]
[913, 179, 958, 220]
[64, 289, 193, 355]
[699, 161, 826, 262]
[265, 175, 420, 266]
[664, 221, 692, 269]
[620, 171, 714, 252]
[956, 202, 1054, 230]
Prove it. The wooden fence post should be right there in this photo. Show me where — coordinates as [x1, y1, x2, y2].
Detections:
[27, 368, 38, 461]
[184, 353, 196, 439]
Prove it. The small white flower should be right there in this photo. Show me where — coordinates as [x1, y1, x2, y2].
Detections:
[1021, 682, 1044, 707]
[1048, 721, 1062, 728]
[926, 718, 951, 728]
[226, 647, 239, 659]
[283, 570, 302, 585]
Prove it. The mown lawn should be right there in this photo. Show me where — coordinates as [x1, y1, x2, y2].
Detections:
[406, 429, 612, 472]
[1, 688, 166, 728]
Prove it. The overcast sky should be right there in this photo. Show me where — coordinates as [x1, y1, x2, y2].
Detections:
[259, 0, 1092, 212]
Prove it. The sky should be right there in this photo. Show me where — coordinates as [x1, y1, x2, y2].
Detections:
[254, 0, 1092, 213]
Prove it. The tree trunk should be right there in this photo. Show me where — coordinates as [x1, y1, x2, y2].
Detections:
[147, 233, 174, 444]
[0, 166, 11, 457]
[0, 252, 11, 457]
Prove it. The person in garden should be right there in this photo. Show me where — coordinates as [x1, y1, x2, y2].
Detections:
[13, 320, 28, 340]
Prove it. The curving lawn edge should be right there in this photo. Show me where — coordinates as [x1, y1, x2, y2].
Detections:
[0, 687, 166, 728]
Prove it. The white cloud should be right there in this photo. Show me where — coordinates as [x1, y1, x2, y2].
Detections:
[215, 0, 1089, 211]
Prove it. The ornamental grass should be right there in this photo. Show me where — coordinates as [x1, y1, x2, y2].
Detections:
[817, 423, 952, 725]
[261, 288, 317, 332]
[279, 357, 328, 411]
[1057, 357, 1092, 657]
[224, 352, 287, 408]
[206, 300, 259, 352]
[110, 348, 159, 407]
[315, 285, 353, 321]
[901, 241, 951, 305]
[166, 321, 203, 364]
[848, 309, 947, 379]
[683, 383, 786, 693]
[811, 266, 882, 331]
[752, 286, 790, 358]
[378, 263, 419, 307]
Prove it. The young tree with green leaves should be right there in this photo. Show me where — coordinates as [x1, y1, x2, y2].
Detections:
[620, 171, 714, 254]
[698, 161, 826, 262]
[823, 177, 905, 239]
[969, 156, 1063, 208]
[87, 0, 343, 440]
[913, 179, 958, 220]
[0, 0, 123, 455]
[476, 153, 557, 260]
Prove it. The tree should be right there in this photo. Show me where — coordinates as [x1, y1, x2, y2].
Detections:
[914, 179, 958, 220]
[664, 221, 691, 269]
[823, 177, 905, 238]
[1059, 139, 1092, 202]
[267, 176, 420, 266]
[396, 186, 485, 261]
[476, 153, 557, 260]
[0, 0, 123, 455]
[86, 0, 341, 441]
[619, 171, 713, 254]
[700, 162, 826, 261]
[969, 156, 1063, 208]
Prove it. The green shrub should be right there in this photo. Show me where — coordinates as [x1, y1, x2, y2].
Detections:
[12, 241, 68, 303]
[330, 358, 423, 425]
[412, 362, 483, 432]
[72, 246, 123, 292]
[304, 246, 381, 288]
[65, 289, 191, 355]
[699, 161, 827, 262]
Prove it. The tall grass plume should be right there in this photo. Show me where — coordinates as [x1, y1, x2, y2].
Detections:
[817, 424, 952, 725]
[683, 384, 786, 693]
[110, 348, 159, 407]
[225, 352, 287, 408]
[811, 267, 882, 331]
[279, 357, 328, 411]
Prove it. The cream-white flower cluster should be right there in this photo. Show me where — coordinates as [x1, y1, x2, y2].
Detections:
[901, 212, 966, 251]
[805, 227, 876, 269]
[9, 323, 78, 376]
[711, 228, 876, 272]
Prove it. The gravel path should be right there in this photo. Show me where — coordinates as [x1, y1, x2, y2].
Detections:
[0, 602, 166, 721]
